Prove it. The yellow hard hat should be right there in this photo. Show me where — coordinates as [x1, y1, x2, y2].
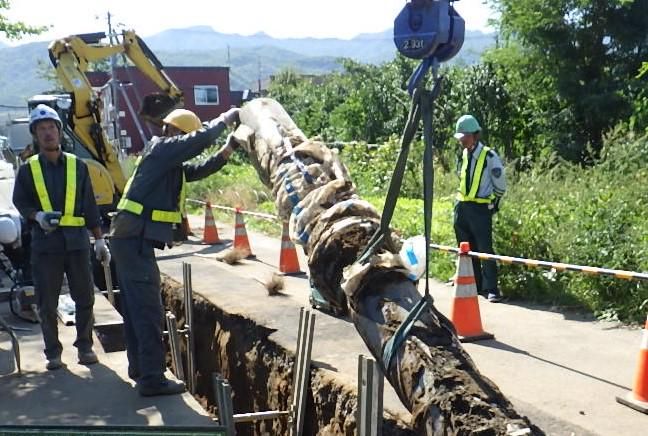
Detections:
[162, 109, 202, 134]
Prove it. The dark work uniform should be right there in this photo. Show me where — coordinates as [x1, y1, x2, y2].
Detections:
[110, 123, 229, 387]
[454, 142, 507, 296]
[13, 152, 100, 360]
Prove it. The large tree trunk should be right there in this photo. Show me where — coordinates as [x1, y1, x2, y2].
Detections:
[232, 98, 541, 435]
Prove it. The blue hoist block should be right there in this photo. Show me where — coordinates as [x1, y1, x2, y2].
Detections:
[393, 0, 465, 63]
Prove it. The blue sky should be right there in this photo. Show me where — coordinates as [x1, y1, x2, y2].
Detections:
[1, 0, 495, 45]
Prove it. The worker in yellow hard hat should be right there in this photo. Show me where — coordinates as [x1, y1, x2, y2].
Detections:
[162, 108, 203, 136]
[453, 114, 507, 303]
[110, 106, 239, 397]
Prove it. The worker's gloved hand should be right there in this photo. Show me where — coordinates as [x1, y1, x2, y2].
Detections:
[34, 211, 61, 232]
[221, 107, 240, 128]
[209, 108, 240, 129]
[94, 238, 111, 265]
[218, 134, 237, 160]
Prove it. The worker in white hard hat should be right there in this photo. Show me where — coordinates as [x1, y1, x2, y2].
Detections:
[12, 104, 110, 370]
[453, 114, 507, 303]
[110, 106, 239, 397]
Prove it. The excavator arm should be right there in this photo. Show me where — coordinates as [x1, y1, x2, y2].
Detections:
[48, 30, 184, 196]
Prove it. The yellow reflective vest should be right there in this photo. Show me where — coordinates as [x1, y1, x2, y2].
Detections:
[457, 145, 495, 204]
[28, 152, 85, 226]
[117, 157, 186, 224]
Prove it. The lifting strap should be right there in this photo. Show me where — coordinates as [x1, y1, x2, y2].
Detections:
[354, 64, 444, 371]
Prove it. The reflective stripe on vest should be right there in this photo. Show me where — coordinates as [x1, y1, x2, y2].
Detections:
[28, 152, 85, 226]
[457, 145, 495, 204]
[117, 157, 185, 224]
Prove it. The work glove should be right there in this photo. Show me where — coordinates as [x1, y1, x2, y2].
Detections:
[209, 108, 240, 129]
[94, 238, 111, 266]
[218, 134, 237, 160]
[34, 211, 61, 232]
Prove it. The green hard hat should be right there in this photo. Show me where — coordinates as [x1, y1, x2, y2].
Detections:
[454, 115, 481, 139]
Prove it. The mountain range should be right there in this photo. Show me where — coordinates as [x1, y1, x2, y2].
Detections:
[0, 26, 494, 109]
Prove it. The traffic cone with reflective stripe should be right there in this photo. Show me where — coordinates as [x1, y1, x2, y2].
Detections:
[233, 208, 254, 258]
[202, 201, 222, 244]
[616, 315, 648, 414]
[278, 221, 304, 275]
[450, 241, 494, 342]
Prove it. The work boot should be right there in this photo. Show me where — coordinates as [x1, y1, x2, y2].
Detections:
[487, 292, 502, 303]
[46, 356, 63, 371]
[137, 379, 186, 397]
[78, 349, 99, 365]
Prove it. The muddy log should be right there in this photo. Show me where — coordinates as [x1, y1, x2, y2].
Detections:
[232, 98, 541, 435]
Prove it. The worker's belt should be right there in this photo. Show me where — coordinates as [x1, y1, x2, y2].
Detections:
[117, 198, 182, 224]
[455, 194, 494, 204]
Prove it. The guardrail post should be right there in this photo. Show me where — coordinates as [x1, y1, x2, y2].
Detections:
[357, 354, 383, 436]
[288, 307, 316, 436]
[165, 312, 184, 381]
[183, 262, 196, 394]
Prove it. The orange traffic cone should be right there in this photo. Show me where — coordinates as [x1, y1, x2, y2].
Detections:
[233, 208, 254, 258]
[202, 201, 222, 244]
[616, 315, 648, 414]
[278, 221, 304, 275]
[450, 241, 494, 342]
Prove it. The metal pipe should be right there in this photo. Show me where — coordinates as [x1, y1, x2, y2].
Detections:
[233, 410, 290, 423]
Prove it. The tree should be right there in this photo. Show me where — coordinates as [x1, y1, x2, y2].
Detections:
[487, 0, 648, 161]
[0, 0, 47, 39]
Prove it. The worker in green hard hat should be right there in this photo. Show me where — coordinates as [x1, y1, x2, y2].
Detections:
[453, 114, 507, 303]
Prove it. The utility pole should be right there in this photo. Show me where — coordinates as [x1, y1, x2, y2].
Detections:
[257, 56, 262, 94]
[107, 11, 122, 151]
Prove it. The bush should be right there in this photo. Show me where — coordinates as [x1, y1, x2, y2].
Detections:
[495, 130, 648, 322]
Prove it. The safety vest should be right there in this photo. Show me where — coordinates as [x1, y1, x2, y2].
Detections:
[457, 145, 495, 204]
[117, 157, 186, 224]
[28, 152, 85, 226]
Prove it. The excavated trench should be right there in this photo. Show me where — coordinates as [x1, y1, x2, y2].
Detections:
[160, 276, 415, 436]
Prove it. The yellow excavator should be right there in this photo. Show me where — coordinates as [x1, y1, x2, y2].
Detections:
[2, 30, 185, 313]
[25, 30, 184, 218]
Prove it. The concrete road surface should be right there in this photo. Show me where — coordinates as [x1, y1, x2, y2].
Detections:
[0, 294, 215, 428]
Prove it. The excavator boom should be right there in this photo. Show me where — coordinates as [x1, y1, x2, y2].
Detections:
[47, 30, 184, 196]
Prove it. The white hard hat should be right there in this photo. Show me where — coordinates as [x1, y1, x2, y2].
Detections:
[0, 216, 18, 245]
[29, 104, 62, 133]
